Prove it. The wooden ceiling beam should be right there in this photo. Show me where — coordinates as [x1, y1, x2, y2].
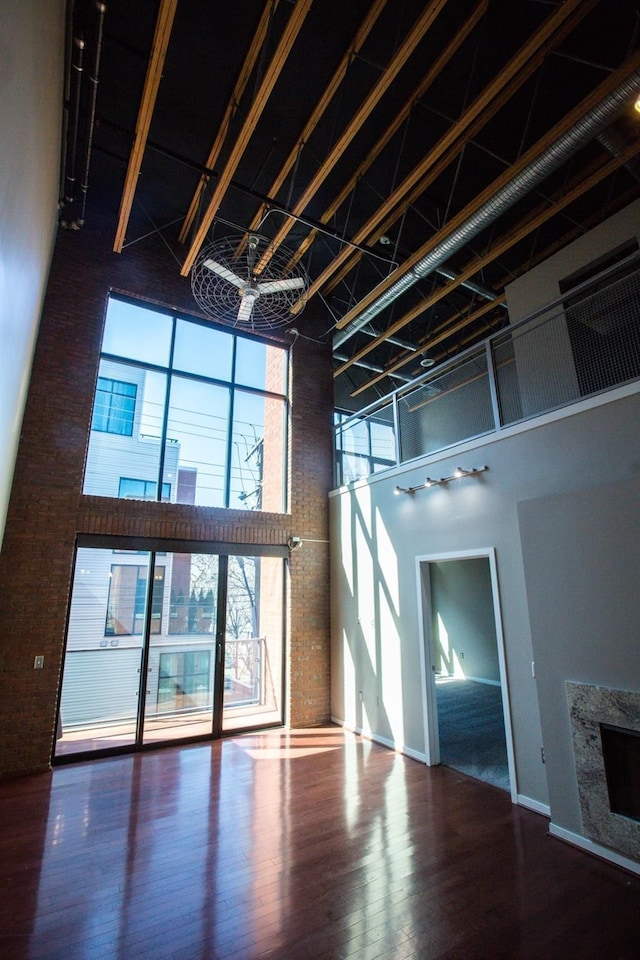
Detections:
[180, 0, 313, 277]
[178, 0, 281, 244]
[321, 0, 597, 322]
[286, 0, 488, 273]
[342, 137, 640, 393]
[254, 0, 451, 274]
[240, 0, 388, 248]
[335, 45, 640, 335]
[113, 0, 178, 253]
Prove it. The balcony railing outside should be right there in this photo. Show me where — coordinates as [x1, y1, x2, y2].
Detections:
[334, 256, 640, 486]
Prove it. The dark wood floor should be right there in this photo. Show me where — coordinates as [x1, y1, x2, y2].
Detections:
[1, 727, 639, 960]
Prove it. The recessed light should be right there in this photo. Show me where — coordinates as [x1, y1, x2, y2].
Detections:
[420, 357, 435, 368]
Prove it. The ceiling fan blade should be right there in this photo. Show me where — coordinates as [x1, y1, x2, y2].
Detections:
[203, 258, 244, 288]
[237, 294, 255, 323]
[257, 277, 305, 295]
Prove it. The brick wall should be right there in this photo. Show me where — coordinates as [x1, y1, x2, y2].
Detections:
[0, 201, 333, 777]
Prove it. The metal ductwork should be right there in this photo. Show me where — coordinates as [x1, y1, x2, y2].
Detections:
[597, 124, 640, 183]
[334, 69, 640, 349]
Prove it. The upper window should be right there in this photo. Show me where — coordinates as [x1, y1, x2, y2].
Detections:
[92, 378, 137, 436]
[84, 297, 289, 511]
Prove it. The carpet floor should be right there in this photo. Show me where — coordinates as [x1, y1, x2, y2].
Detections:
[435, 677, 510, 792]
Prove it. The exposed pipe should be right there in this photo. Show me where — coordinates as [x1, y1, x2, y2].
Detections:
[361, 327, 417, 351]
[59, 0, 75, 205]
[63, 34, 85, 207]
[333, 353, 412, 381]
[434, 266, 502, 304]
[334, 69, 640, 348]
[78, 2, 107, 225]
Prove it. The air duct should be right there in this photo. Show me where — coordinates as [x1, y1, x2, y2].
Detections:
[334, 69, 640, 348]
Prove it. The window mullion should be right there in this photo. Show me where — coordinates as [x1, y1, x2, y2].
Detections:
[156, 317, 177, 502]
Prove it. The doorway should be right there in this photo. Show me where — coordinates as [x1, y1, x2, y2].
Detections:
[417, 549, 516, 798]
[54, 538, 286, 761]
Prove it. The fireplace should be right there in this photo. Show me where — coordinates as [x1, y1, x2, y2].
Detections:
[600, 723, 640, 823]
[566, 682, 640, 861]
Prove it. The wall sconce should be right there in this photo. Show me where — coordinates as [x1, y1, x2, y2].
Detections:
[395, 465, 489, 495]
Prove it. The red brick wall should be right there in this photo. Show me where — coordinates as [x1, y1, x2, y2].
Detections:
[0, 202, 333, 777]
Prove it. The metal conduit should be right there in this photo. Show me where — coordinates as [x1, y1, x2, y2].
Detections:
[333, 353, 412, 381]
[334, 70, 640, 349]
[434, 267, 501, 303]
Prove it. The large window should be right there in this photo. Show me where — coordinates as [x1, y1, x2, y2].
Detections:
[83, 297, 289, 511]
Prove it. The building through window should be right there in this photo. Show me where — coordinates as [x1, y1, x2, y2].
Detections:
[83, 296, 289, 511]
[91, 377, 137, 435]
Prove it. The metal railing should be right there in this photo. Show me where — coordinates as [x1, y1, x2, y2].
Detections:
[334, 254, 640, 486]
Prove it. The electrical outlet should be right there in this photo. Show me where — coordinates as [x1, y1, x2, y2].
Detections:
[34, 656, 44, 669]
[358, 690, 363, 702]
[459, 651, 464, 659]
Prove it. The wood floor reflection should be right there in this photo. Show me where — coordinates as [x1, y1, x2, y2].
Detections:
[1, 726, 639, 960]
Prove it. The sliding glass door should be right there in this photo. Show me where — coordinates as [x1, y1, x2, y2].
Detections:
[222, 554, 284, 732]
[55, 541, 285, 760]
[142, 552, 219, 745]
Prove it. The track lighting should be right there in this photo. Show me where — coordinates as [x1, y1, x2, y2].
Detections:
[394, 466, 489, 495]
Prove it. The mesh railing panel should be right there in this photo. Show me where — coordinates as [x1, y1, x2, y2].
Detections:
[334, 262, 640, 484]
[565, 269, 640, 396]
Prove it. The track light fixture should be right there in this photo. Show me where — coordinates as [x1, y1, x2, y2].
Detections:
[394, 465, 489, 495]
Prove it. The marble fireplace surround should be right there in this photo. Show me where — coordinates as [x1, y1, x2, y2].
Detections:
[566, 681, 640, 862]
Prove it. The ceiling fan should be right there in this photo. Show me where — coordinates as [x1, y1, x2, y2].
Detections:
[191, 233, 309, 330]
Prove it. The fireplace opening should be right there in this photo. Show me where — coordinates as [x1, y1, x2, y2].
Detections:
[600, 723, 640, 823]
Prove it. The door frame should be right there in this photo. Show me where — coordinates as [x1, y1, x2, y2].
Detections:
[415, 547, 517, 802]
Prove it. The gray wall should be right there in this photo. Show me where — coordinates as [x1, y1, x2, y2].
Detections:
[430, 558, 499, 682]
[0, 0, 64, 550]
[518, 474, 640, 835]
[330, 385, 640, 812]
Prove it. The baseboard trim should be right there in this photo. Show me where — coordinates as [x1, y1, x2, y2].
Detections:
[331, 717, 427, 764]
[549, 822, 640, 877]
[516, 794, 550, 817]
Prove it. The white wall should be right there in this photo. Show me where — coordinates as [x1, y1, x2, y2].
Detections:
[518, 472, 640, 836]
[506, 199, 640, 320]
[330, 384, 640, 812]
[0, 0, 64, 550]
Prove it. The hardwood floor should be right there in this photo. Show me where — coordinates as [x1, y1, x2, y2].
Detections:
[1, 726, 639, 960]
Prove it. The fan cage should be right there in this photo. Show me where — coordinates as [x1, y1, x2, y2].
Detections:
[191, 234, 309, 331]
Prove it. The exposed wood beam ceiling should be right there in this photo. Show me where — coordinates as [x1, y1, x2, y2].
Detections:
[69, 0, 640, 411]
